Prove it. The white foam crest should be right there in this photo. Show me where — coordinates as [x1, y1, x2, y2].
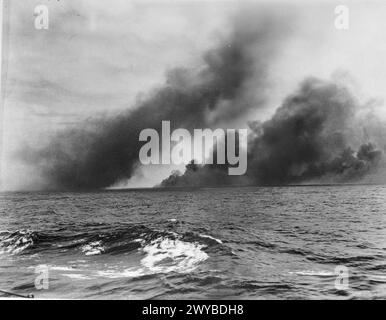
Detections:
[73, 236, 209, 279]
[0, 230, 34, 255]
[97, 268, 147, 279]
[50, 266, 78, 271]
[81, 241, 105, 256]
[62, 274, 92, 280]
[199, 234, 223, 244]
[289, 270, 335, 276]
[141, 237, 208, 274]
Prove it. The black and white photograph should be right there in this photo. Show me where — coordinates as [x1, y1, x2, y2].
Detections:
[0, 0, 385, 305]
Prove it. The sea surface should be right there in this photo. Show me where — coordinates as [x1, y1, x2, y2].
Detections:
[0, 186, 385, 299]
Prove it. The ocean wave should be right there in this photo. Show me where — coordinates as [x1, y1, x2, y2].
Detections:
[49, 266, 79, 271]
[46, 235, 210, 280]
[289, 270, 335, 276]
[0, 226, 222, 272]
[96, 268, 147, 279]
[0, 225, 153, 256]
[81, 241, 105, 256]
[198, 234, 223, 244]
[62, 274, 92, 280]
[0, 230, 35, 255]
[141, 236, 209, 274]
[93, 237, 209, 279]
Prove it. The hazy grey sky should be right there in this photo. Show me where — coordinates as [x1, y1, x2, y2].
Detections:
[2, 0, 386, 190]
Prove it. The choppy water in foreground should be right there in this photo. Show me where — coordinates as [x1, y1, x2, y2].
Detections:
[0, 186, 385, 299]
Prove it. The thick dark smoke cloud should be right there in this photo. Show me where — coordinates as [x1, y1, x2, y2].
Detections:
[161, 78, 385, 187]
[22, 11, 288, 190]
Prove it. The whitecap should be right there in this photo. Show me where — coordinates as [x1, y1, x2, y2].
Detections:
[0, 229, 34, 255]
[289, 270, 334, 276]
[89, 236, 209, 279]
[199, 234, 223, 244]
[81, 241, 105, 256]
[62, 274, 91, 280]
[141, 237, 208, 274]
[97, 268, 147, 279]
[50, 266, 78, 271]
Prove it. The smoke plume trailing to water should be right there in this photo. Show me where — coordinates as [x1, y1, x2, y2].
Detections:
[22, 12, 288, 190]
[161, 77, 385, 187]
